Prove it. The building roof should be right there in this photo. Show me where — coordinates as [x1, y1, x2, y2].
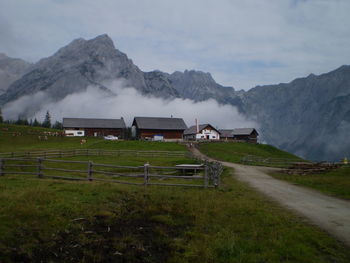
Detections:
[63, 118, 126, 129]
[218, 129, 235, 138]
[184, 124, 220, 135]
[232, 128, 258, 136]
[132, 117, 187, 130]
[219, 128, 258, 137]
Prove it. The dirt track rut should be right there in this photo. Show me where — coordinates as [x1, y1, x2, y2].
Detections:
[191, 147, 350, 246]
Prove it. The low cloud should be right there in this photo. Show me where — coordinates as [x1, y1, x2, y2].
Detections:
[3, 80, 257, 130]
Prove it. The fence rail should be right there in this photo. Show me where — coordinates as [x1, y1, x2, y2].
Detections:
[0, 149, 189, 159]
[240, 155, 306, 167]
[0, 157, 222, 188]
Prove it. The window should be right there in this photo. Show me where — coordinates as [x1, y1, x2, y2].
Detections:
[77, 132, 83, 135]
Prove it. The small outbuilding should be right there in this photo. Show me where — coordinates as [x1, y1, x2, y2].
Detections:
[63, 117, 126, 137]
[132, 117, 187, 140]
[219, 128, 259, 143]
[184, 124, 220, 141]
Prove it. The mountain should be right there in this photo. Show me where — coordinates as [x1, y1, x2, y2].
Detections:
[0, 34, 349, 161]
[242, 65, 350, 161]
[0, 34, 238, 114]
[169, 70, 244, 110]
[0, 53, 32, 95]
[0, 35, 149, 110]
[143, 70, 179, 98]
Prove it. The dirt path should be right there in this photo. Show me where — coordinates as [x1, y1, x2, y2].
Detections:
[190, 147, 350, 246]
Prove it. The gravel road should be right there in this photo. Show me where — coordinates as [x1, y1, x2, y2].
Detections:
[190, 147, 350, 246]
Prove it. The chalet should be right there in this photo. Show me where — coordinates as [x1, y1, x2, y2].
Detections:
[63, 117, 126, 137]
[219, 128, 259, 143]
[132, 117, 187, 140]
[184, 124, 220, 141]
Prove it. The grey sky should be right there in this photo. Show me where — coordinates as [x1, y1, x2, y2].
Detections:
[1, 0, 349, 89]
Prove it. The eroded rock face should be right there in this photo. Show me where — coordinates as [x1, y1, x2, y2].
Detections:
[0, 53, 32, 95]
[0, 34, 148, 106]
[241, 65, 350, 161]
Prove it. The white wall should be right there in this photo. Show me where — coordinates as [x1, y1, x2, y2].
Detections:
[195, 128, 220, 140]
[64, 129, 85, 137]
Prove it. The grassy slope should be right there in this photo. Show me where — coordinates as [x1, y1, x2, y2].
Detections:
[199, 142, 303, 164]
[1, 171, 350, 262]
[1, 124, 350, 262]
[0, 123, 186, 152]
[270, 166, 350, 200]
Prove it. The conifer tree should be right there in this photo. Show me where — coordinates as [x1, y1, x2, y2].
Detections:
[33, 118, 40, 127]
[52, 121, 63, 130]
[42, 111, 51, 128]
[0, 108, 3, 123]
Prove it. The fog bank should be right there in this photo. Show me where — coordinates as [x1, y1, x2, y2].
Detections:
[3, 80, 258, 129]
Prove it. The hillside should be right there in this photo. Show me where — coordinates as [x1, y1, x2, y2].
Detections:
[242, 65, 350, 162]
[199, 142, 304, 166]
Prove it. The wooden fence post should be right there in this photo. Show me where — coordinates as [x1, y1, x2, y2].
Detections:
[0, 159, 4, 176]
[144, 163, 149, 186]
[217, 164, 222, 188]
[204, 164, 209, 188]
[214, 163, 219, 188]
[37, 158, 43, 178]
[88, 161, 93, 181]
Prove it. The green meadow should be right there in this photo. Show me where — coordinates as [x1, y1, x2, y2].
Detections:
[1, 124, 350, 262]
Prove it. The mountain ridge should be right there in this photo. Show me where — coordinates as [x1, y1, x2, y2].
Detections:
[0, 34, 349, 161]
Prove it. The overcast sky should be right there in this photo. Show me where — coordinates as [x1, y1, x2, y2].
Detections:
[1, 0, 349, 89]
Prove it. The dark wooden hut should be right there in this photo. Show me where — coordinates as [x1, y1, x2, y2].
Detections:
[132, 117, 187, 140]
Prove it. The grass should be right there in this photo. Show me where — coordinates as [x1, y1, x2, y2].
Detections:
[1, 169, 350, 262]
[199, 142, 304, 166]
[0, 170, 350, 262]
[87, 140, 186, 151]
[270, 166, 350, 200]
[1, 124, 350, 262]
[0, 123, 187, 153]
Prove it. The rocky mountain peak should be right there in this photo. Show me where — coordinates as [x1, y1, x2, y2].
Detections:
[0, 53, 32, 95]
[172, 70, 216, 85]
[0, 34, 147, 109]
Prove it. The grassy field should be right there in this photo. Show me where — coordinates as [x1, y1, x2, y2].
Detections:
[199, 142, 304, 165]
[270, 166, 350, 200]
[1, 124, 350, 262]
[2, 170, 350, 262]
[0, 123, 186, 153]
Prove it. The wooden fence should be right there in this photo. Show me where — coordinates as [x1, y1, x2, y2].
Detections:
[0, 157, 222, 188]
[0, 149, 189, 159]
[240, 155, 305, 168]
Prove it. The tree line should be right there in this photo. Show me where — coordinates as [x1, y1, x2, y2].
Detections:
[0, 109, 63, 130]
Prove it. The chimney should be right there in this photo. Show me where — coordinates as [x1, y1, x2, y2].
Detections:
[196, 119, 199, 133]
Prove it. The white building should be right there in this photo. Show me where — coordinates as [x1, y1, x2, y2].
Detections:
[184, 123, 220, 141]
[64, 129, 85, 137]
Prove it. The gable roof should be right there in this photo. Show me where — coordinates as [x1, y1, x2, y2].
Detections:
[219, 128, 258, 137]
[184, 124, 220, 135]
[63, 118, 126, 129]
[232, 128, 258, 136]
[132, 117, 187, 130]
[218, 129, 235, 138]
